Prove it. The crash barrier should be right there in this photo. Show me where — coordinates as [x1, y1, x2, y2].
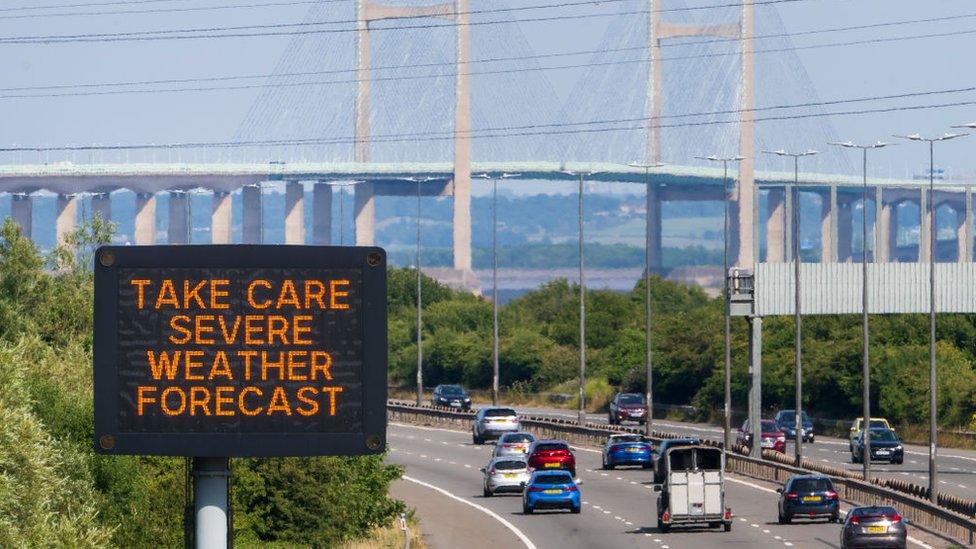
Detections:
[387, 400, 976, 546]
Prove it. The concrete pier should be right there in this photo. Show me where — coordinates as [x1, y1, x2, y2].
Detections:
[11, 193, 32, 237]
[313, 182, 333, 245]
[242, 184, 262, 244]
[284, 181, 305, 245]
[211, 190, 232, 245]
[56, 193, 78, 244]
[168, 191, 189, 245]
[134, 192, 156, 245]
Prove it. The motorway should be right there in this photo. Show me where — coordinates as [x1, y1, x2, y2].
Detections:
[514, 405, 976, 500]
[386, 421, 947, 549]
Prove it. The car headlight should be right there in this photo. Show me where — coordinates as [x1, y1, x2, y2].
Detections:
[895, 445, 903, 451]
[464, 398, 471, 402]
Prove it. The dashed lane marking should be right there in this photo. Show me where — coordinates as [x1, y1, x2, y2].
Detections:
[401, 475, 537, 549]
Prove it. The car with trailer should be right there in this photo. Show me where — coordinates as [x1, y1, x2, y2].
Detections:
[653, 437, 702, 484]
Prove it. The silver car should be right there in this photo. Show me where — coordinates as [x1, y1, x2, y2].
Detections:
[481, 456, 530, 497]
[472, 407, 520, 444]
[493, 432, 536, 457]
[840, 505, 907, 549]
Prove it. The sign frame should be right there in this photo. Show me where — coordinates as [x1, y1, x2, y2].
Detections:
[93, 245, 388, 457]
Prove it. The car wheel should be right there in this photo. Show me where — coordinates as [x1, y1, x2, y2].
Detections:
[473, 433, 482, 445]
[606, 462, 614, 471]
[831, 514, 840, 524]
[851, 453, 859, 464]
[809, 437, 815, 444]
[642, 462, 652, 469]
[658, 520, 670, 534]
[571, 505, 581, 514]
[639, 419, 646, 426]
[483, 484, 492, 498]
[894, 457, 903, 465]
[783, 514, 792, 525]
[523, 503, 533, 515]
[777, 511, 786, 525]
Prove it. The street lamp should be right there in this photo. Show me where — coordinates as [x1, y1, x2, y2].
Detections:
[404, 176, 441, 406]
[828, 140, 893, 483]
[629, 161, 665, 436]
[894, 131, 968, 501]
[695, 155, 744, 452]
[324, 180, 363, 246]
[475, 172, 521, 406]
[562, 169, 603, 426]
[762, 149, 818, 466]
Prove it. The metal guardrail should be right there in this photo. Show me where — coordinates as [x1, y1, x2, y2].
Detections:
[387, 400, 976, 546]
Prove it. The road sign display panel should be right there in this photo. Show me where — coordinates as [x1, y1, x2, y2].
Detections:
[94, 245, 387, 457]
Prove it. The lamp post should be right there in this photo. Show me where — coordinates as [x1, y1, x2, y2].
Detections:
[762, 149, 818, 466]
[828, 140, 893, 483]
[894, 131, 967, 501]
[404, 177, 441, 406]
[563, 169, 602, 426]
[475, 173, 521, 406]
[696, 155, 744, 451]
[694, 155, 745, 451]
[629, 161, 665, 436]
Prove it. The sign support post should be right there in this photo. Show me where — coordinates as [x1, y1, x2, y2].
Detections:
[193, 457, 230, 549]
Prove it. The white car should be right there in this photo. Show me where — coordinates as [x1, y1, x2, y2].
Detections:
[481, 456, 530, 497]
[472, 407, 519, 444]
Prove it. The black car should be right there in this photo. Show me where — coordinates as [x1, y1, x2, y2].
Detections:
[652, 437, 701, 484]
[851, 428, 904, 464]
[430, 384, 472, 410]
[774, 409, 815, 443]
[777, 475, 839, 524]
[608, 393, 648, 425]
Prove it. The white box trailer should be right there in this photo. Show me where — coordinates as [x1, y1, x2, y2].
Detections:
[654, 445, 732, 532]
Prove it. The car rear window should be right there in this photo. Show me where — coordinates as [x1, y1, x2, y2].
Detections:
[852, 506, 897, 517]
[494, 460, 526, 471]
[868, 420, 888, 428]
[791, 478, 833, 492]
[501, 433, 534, 443]
[611, 435, 643, 444]
[535, 443, 569, 452]
[533, 474, 572, 485]
[484, 408, 517, 417]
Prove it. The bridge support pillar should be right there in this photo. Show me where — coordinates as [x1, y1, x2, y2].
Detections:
[56, 193, 78, 244]
[134, 192, 156, 245]
[647, 184, 662, 270]
[92, 192, 112, 224]
[242, 184, 263, 244]
[748, 315, 762, 459]
[766, 187, 786, 262]
[919, 188, 930, 263]
[819, 188, 836, 263]
[837, 195, 853, 262]
[211, 190, 232, 244]
[877, 192, 894, 263]
[10, 193, 32, 238]
[354, 182, 375, 246]
[285, 181, 305, 245]
[168, 191, 189, 245]
[452, 0, 472, 271]
[963, 189, 973, 263]
[313, 182, 333, 245]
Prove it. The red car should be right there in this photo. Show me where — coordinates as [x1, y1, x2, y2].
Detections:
[608, 393, 648, 425]
[527, 440, 576, 477]
[736, 419, 786, 453]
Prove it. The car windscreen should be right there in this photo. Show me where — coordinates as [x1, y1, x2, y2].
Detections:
[618, 394, 644, 404]
[869, 420, 888, 429]
[501, 433, 534, 443]
[761, 421, 778, 432]
[493, 460, 526, 471]
[611, 435, 643, 444]
[790, 478, 833, 492]
[484, 408, 517, 418]
[534, 443, 569, 452]
[779, 412, 811, 423]
[533, 474, 572, 485]
[868, 430, 897, 442]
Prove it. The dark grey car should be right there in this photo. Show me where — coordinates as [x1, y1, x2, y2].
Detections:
[840, 506, 907, 549]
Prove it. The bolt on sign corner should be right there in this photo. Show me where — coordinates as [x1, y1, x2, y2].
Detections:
[93, 245, 388, 457]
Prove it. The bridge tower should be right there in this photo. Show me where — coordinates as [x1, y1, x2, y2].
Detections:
[355, 0, 472, 271]
[647, 0, 756, 267]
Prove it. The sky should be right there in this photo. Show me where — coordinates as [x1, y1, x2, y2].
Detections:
[1, 0, 976, 182]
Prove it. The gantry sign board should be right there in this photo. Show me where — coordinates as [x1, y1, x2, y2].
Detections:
[93, 246, 387, 457]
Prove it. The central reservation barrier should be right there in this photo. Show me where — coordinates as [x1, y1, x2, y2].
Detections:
[387, 400, 976, 546]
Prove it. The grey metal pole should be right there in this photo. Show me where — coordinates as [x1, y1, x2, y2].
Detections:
[748, 316, 762, 459]
[644, 167, 653, 436]
[578, 172, 587, 426]
[861, 147, 871, 483]
[723, 161, 733, 450]
[339, 186, 345, 246]
[416, 178, 423, 406]
[928, 139, 938, 501]
[492, 176, 500, 406]
[793, 158, 803, 466]
[193, 457, 229, 549]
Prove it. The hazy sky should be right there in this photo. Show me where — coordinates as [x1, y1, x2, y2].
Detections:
[2, 0, 975, 180]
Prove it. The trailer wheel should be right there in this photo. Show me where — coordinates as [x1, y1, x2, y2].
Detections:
[723, 522, 732, 532]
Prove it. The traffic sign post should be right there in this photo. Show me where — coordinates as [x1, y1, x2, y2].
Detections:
[93, 245, 388, 548]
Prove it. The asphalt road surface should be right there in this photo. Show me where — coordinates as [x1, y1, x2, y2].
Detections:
[513, 404, 976, 500]
[386, 421, 948, 549]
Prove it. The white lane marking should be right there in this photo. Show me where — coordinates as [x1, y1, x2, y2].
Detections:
[784, 543, 793, 547]
[727, 476, 777, 494]
[615, 477, 623, 480]
[908, 537, 934, 549]
[425, 438, 432, 442]
[750, 523, 759, 528]
[774, 535, 782, 540]
[625, 521, 633, 526]
[464, 464, 472, 468]
[763, 529, 770, 533]
[614, 515, 622, 520]
[402, 475, 537, 549]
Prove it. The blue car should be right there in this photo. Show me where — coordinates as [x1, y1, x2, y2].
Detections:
[522, 470, 581, 514]
[601, 433, 654, 470]
[777, 474, 840, 524]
